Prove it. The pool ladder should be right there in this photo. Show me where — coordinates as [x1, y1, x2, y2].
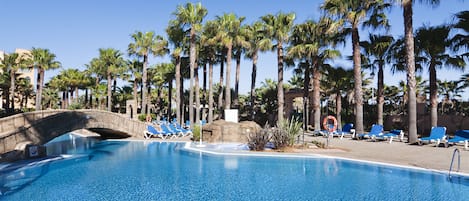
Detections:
[448, 148, 460, 178]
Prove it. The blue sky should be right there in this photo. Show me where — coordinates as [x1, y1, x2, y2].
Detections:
[1, 0, 468, 99]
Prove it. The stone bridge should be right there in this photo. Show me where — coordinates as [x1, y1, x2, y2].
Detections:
[0, 109, 147, 155]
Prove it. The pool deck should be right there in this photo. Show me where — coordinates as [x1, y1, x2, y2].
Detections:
[139, 134, 469, 174]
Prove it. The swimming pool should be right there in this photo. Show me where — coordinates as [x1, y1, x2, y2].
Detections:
[1, 136, 468, 200]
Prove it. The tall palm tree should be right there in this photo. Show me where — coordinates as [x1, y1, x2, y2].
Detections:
[245, 21, 272, 120]
[31, 48, 61, 111]
[321, 0, 390, 134]
[360, 34, 394, 125]
[96, 48, 126, 111]
[173, 2, 207, 127]
[167, 20, 187, 124]
[127, 59, 143, 116]
[414, 25, 465, 127]
[128, 31, 168, 115]
[1, 52, 32, 112]
[397, 0, 440, 143]
[321, 66, 354, 127]
[261, 12, 296, 123]
[215, 13, 246, 110]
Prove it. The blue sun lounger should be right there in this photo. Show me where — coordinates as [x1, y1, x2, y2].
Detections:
[418, 126, 446, 146]
[144, 125, 169, 140]
[331, 123, 354, 139]
[378, 129, 404, 143]
[446, 130, 469, 150]
[357, 124, 384, 141]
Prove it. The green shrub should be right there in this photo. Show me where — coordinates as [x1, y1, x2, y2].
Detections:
[311, 140, 326, 149]
[68, 102, 83, 110]
[247, 126, 271, 151]
[138, 113, 156, 122]
[192, 125, 201, 141]
[276, 117, 303, 146]
[271, 127, 289, 149]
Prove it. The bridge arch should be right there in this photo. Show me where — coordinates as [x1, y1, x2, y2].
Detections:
[0, 109, 147, 155]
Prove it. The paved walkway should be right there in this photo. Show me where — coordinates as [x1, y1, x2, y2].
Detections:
[135, 134, 469, 174]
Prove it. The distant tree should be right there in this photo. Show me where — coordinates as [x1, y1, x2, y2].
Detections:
[31, 48, 61, 111]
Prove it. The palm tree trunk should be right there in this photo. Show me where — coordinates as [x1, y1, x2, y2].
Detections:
[175, 56, 181, 123]
[107, 72, 112, 112]
[218, 54, 225, 116]
[168, 79, 173, 121]
[404, 0, 418, 143]
[189, 28, 196, 127]
[202, 63, 207, 122]
[336, 91, 342, 129]
[303, 60, 310, 130]
[36, 68, 44, 111]
[208, 61, 214, 123]
[225, 44, 232, 109]
[133, 80, 138, 119]
[234, 50, 241, 108]
[352, 26, 364, 134]
[10, 70, 15, 112]
[250, 51, 258, 121]
[377, 62, 384, 125]
[430, 62, 438, 127]
[195, 64, 200, 125]
[312, 60, 321, 131]
[142, 54, 149, 114]
[277, 43, 284, 123]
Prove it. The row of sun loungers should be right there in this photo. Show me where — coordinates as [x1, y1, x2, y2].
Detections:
[143, 122, 193, 140]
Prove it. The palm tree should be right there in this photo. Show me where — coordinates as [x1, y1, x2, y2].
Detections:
[214, 13, 246, 110]
[261, 12, 296, 123]
[414, 25, 466, 127]
[153, 63, 176, 119]
[1, 52, 32, 112]
[31, 48, 61, 111]
[245, 21, 272, 120]
[127, 59, 143, 116]
[173, 2, 207, 127]
[397, 0, 440, 143]
[452, 10, 469, 52]
[96, 48, 126, 111]
[167, 20, 187, 124]
[128, 31, 168, 115]
[322, 66, 354, 128]
[360, 34, 394, 125]
[321, 0, 390, 134]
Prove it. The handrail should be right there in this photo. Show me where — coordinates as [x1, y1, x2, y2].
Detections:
[448, 148, 460, 178]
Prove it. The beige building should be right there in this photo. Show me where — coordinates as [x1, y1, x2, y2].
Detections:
[0, 48, 36, 110]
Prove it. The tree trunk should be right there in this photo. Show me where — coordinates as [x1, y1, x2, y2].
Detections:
[404, 0, 418, 143]
[35, 68, 44, 111]
[429, 62, 438, 127]
[312, 59, 321, 131]
[107, 71, 112, 112]
[218, 54, 225, 116]
[195, 64, 200, 125]
[377, 62, 384, 125]
[234, 50, 241, 108]
[202, 63, 207, 122]
[10, 70, 15, 112]
[250, 51, 258, 121]
[175, 56, 181, 123]
[142, 54, 148, 114]
[189, 27, 196, 128]
[303, 60, 311, 130]
[225, 44, 232, 109]
[208, 61, 214, 123]
[168, 79, 173, 121]
[336, 91, 342, 129]
[352, 26, 364, 134]
[133, 79, 138, 119]
[277, 43, 284, 123]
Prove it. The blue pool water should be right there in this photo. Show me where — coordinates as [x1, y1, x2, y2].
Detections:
[1, 136, 469, 201]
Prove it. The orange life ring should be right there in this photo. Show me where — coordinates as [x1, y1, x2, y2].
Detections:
[322, 115, 338, 132]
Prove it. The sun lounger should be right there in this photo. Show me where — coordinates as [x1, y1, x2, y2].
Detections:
[445, 130, 469, 150]
[144, 125, 169, 140]
[357, 124, 384, 141]
[418, 126, 446, 146]
[335, 123, 354, 139]
[174, 123, 193, 137]
[160, 124, 182, 138]
[378, 129, 404, 143]
[169, 123, 192, 137]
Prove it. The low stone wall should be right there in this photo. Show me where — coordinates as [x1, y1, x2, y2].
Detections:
[202, 120, 262, 143]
